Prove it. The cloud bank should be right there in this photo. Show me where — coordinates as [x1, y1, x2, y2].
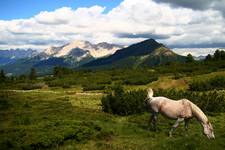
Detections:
[0, 0, 225, 53]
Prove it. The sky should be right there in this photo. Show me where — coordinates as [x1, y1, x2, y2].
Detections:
[0, 0, 225, 56]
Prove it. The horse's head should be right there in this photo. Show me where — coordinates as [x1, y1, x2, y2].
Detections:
[203, 122, 215, 139]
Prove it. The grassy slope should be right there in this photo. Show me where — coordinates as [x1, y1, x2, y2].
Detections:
[191, 71, 225, 81]
[125, 70, 225, 91]
[0, 88, 225, 150]
[124, 76, 188, 91]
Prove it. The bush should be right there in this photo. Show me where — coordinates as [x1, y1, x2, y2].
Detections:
[22, 82, 47, 90]
[47, 79, 75, 88]
[173, 73, 184, 79]
[62, 83, 71, 89]
[154, 89, 225, 113]
[101, 85, 147, 115]
[0, 98, 11, 110]
[123, 76, 158, 85]
[189, 75, 225, 91]
[82, 84, 105, 91]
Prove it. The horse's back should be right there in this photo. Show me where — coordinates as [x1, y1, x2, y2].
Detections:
[152, 97, 193, 119]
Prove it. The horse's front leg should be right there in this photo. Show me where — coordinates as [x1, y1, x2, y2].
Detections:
[150, 112, 158, 131]
[169, 118, 184, 137]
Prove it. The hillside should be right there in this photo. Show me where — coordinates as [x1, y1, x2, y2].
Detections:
[83, 39, 185, 68]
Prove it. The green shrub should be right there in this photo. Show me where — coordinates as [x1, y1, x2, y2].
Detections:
[62, 83, 71, 89]
[154, 89, 225, 113]
[47, 79, 75, 88]
[101, 85, 147, 115]
[0, 98, 11, 110]
[189, 75, 225, 91]
[22, 82, 47, 90]
[173, 73, 184, 79]
[82, 84, 105, 91]
[123, 76, 158, 85]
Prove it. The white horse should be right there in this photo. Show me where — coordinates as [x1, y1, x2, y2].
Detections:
[145, 88, 215, 139]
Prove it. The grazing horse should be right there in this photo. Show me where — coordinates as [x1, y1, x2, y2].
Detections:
[145, 88, 215, 139]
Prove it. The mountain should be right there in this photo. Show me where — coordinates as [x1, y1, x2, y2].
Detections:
[194, 55, 206, 61]
[0, 55, 86, 75]
[0, 39, 185, 75]
[83, 39, 185, 68]
[0, 49, 38, 65]
[42, 40, 123, 59]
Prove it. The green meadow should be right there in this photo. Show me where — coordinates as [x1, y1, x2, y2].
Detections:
[1, 58, 225, 149]
[1, 75, 225, 149]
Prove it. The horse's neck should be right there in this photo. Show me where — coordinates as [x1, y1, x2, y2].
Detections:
[190, 102, 208, 124]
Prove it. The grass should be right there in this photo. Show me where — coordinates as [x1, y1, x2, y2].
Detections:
[149, 76, 189, 90]
[124, 76, 188, 91]
[0, 88, 225, 150]
[192, 71, 225, 81]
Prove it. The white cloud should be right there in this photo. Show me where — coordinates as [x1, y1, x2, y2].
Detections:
[173, 48, 218, 57]
[0, 0, 225, 55]
[34, 7, 73, 25]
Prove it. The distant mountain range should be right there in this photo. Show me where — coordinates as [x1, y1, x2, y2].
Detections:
[194, 55, 206, 61]
[0, 40, 123, 75]
[0, 39, 186, 75]
[0, 49, 38, 65]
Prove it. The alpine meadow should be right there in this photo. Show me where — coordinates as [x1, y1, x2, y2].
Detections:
[0, 0, 225, 150]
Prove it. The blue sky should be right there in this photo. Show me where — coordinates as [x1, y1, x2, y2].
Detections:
[0, 0, 225, 56]
[0, 0, 122, 20]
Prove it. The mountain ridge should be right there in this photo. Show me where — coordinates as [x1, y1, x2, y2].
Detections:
[0, 39, 186, 75]
[83, 39, 185, 68]
[0, 49, 38, 65]
[42, 40, 123, 59]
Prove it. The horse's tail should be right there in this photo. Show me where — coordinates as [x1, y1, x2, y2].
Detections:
[147, 88, 154, 98]
[189, 101, 208, 123]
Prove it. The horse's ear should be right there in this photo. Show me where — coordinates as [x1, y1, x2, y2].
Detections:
[147, 88, 153, 98]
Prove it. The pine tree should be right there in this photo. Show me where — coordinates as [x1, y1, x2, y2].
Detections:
[53, 66, 63, 77]
[29, 68, 37, 80]
[214, 49, 221, 60]
[186, 53, 194, 63]
[0, 69, 6, 81]
[205, 54, 212, 61]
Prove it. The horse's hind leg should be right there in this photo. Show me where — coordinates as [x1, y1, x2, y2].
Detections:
[184, 119, 189, 131]
[169, 118, 184, 137]
[184, 119, 190, 136]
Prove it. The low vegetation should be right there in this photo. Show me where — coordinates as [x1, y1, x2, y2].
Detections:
[102, 87, 225, 115]
[154, 89, 225, 113]
[1, 88, 225, 150]
[101, 85, 146, 115]
[189, 75, 225, 91]
[0, 50, 225, 149]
